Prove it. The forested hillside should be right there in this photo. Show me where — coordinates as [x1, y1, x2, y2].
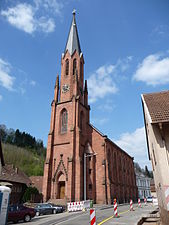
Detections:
[0, 125, 46, 176]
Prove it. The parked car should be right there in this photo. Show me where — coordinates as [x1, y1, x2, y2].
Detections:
[8, 205, 36, 223]
[147, 196, 153, 202]
[48, 203, 64, 213]
[35, 203, 63, 216]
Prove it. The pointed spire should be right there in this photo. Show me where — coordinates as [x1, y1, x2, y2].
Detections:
[64, 10, 81, 56]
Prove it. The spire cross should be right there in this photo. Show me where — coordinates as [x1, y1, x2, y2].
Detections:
[72, 9, 76, 15]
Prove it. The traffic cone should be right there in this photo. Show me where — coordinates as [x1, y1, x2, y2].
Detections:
[138, 198, 141, 207]
[130, 199, 134, 211]
[90, 208, 96, 225]
[113, 199, 119, 217]
[144, 198, 147, 206]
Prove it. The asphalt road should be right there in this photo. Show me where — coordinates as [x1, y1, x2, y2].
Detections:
[14, 203, 157, 225]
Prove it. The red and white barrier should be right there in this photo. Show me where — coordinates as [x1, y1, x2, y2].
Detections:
[164, 185, 169, 210]
[67, 200, 90, 212]
[138, 198, 141, 207]
[90, 208, 96, 225]
[130, 199, 134, 211]
[144, 198, 147, 205]
[114, 199, 118, 217]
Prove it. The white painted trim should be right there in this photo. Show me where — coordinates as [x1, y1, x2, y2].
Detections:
[141, 94, 152, 124]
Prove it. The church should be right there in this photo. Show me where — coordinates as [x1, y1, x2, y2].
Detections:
[42, 11, 137, 204]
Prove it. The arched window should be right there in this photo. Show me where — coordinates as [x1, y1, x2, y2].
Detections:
[61, 109, 68, 133]
[65, 59, 69, 75]
[73, 58, 77, 75]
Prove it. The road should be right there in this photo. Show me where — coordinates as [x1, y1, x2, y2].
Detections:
[15, 203, 157, 225]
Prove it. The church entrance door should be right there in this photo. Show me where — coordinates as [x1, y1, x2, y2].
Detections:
[59, 181, 65, 199]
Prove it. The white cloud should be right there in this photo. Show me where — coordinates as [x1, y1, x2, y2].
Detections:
[88, 57, 132, 103]
[88, 65, 118, 103]
[0, 1, 62, 34]
[133, 53, 169, 86]
[1, 3, 35, 34]
[30, 80, 36, 86]
[0, 58, 15, 91]
[38, 17, 55, 33]
[114, 127, 151, 169]
[93, 117, 109, 126]
[0, 95, 2, 101]
[34, 0, 63, 15]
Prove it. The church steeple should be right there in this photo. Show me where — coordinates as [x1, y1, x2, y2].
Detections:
[64, 10, 81, 56]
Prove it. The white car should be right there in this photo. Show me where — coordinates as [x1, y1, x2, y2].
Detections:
[152, 197, 158, 206]
[147, 196, 153, 202]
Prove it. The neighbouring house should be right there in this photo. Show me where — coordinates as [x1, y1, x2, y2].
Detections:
[142, 91, 169, 225]
[43, 11, 137, 204]
[29, 176, 43, 202]
[0, 139, 32, 204]
[135, 172, 151, 199]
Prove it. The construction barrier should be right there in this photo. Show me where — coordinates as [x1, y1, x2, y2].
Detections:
[90, 208, 96, 225]
[138, 198, 141, 207]
[144, 198, 147, 205]
[67, 200, 91, 212]
[130, 199, 134, 211]
[113, 199, 118, 217]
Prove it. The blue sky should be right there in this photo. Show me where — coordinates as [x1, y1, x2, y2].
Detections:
[1, 0, 169, 169]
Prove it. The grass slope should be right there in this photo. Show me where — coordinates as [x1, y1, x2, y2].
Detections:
[2, 143, 45, 176]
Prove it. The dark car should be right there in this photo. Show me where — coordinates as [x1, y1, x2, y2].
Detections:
[35, 203, 61, 216]
[48, 203, 64, 213]
[8, 205, 36, 223]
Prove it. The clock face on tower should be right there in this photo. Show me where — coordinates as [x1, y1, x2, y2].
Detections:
[62, 84, 70, 93]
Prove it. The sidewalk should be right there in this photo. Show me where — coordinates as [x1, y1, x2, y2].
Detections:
[137, 208, 161, 225]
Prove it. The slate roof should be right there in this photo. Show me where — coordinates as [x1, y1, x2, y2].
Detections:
[142, 90, 169, 123]
[0, 164, 31, 186]
[64, 10, 81, 56]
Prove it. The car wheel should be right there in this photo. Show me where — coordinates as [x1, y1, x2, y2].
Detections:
[53, 209, 57, 214]
[24, 214, 31, 222]
[36, 211, 40, 216]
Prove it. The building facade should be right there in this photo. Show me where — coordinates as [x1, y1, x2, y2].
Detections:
[142, 91, 169, 225]
[135, 172, 151, 199]
[43, 12, 137, 204]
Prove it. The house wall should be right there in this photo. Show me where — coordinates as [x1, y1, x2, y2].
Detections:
[136, 174, 151, 199]
[144, 108, 169, 225]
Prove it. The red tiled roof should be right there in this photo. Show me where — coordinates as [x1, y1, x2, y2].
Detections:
[29, 176, 43, 193]
[142, 90, 169, 123]
[0, 164, 31, 186]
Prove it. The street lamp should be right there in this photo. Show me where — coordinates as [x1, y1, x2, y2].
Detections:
[84, 152, 97, 201]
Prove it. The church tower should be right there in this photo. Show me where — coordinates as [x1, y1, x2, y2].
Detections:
[43, 10, 90, 202]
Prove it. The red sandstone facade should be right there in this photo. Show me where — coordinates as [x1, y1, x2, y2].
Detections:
[43, 12, 137, 204]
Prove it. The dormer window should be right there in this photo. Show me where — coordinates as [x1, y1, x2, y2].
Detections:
[73, 58, 77, 75]
[65, 59, 69, 75]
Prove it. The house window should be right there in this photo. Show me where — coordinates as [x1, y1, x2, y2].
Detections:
[65, 59, 69, 75]
[61, 109, 68, 133]
[73, 58, 77, 75]
[89, 184, 92, 190]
